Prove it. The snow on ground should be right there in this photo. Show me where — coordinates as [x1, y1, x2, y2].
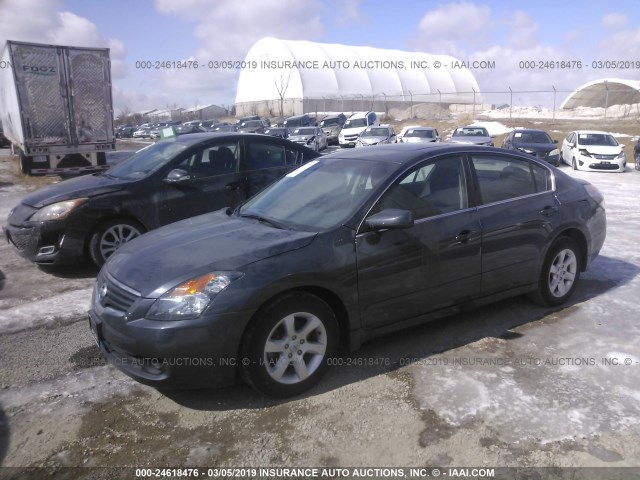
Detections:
[0, 287, 93, 334]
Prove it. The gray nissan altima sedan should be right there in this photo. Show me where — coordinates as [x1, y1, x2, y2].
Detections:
[89, 144, 606, 397]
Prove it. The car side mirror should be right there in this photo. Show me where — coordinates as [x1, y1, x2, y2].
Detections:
[165, 168, 191, 183]
[566, 142, 575, 148]
[366, 209, 414, 231]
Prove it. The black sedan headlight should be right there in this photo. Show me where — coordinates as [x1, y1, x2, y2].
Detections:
[147, 271, 243, 320]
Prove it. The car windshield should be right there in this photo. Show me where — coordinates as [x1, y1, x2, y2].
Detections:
[293, 128, 316, 135]
[361, 128, 389, 137]
[239, 158, 395, 231]
[344, 118, 367, 128]
[321, 118, 340, 127]
[453, 127, 489, 137]
[241, 120, 262, 128]
[405, 129, 435, 138]
[106, 141, 188, 179]
[579, 133, 618, 146]
[515, 131, 553, 143]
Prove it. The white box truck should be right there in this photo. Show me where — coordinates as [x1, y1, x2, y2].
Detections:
[0, 40, 115, 175]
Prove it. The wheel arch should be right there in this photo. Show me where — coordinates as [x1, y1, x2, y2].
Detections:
[547, 228, 589, 272]
[238, 285, 352, 358]
[83, 212, 148, 256]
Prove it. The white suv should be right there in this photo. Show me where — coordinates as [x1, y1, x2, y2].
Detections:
[339, 112, 379, 147]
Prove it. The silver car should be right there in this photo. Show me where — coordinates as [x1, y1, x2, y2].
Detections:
[356, 125, 397, 147]
[449, 125, 494, 146]
[401, 127, 440, 143]
[288, 127, 327, 151]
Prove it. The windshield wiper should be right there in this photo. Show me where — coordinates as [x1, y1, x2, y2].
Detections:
[239, 213, 284, 229]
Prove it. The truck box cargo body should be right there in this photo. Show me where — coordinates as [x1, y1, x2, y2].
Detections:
[0, 40, 115, 175]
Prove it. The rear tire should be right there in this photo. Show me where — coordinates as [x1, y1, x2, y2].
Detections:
[571, 157, 577, 170]
[529, 237, 581, 307]
[89, 218, 145, 267]
[240, 292, 339, 397]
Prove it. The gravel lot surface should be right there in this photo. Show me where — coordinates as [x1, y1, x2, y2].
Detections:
[1, 138, 639, 475]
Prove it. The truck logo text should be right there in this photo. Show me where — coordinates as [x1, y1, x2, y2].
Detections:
[22, 65, 56, 75]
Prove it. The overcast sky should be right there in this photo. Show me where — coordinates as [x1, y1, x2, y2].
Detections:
[1, 0, 638, 114]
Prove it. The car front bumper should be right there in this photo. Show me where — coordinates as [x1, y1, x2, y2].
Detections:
[89, 272, 253, 389]
[576, 155, 626, 172]
[4, 210, 87, 265]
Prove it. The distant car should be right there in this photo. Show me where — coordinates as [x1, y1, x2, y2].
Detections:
[283, 114, 313, 129]
[3, 133, 321, 267]
[115, 126, 135, 139]
[238, 120, 265, 134]
[502, 129, 560, 166]
[199, 119, 220, 128]
[634, 138, 640, 171]
[208, 124, 238, 133]
[288, 127, 327, 151]
[449, 126, 494, 146]
[133, 127, 151, 138]
[339, 112, 379, 147]
[236, 115, 261, 125]
[320, 114, 346, 145]
[561, 131, 626, 172]
[356, 125, 396, 147]
[264, 127, 289, 139]
[176, 125, 207, 135]
[400, 127, 440, 144]
[396, 125, 422, 143]
[87, 144, 606, 397]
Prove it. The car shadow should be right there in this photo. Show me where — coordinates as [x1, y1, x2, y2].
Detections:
[159, 254, 638, 410]
[38, 262, 99, 279]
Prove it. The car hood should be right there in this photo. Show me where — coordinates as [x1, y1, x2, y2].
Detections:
[105, 209, 317, 298]
[359, 136, 387, 144]
[403, 137, 437, 143]
[513, 142, 557, 153]
[20, 173, 128, 208]
[578, 145, 623, 155]
[450, 136, 492, 145]
[289, 134, 314, 141]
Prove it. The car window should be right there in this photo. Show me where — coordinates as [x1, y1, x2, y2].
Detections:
[374, 156, 467, 220]
[177, 141, 238, 178]
[245, 140, 288, 170]
[471, 155, 550, 204]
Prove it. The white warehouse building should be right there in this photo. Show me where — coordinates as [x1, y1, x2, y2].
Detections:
[235, 37, 482, 117]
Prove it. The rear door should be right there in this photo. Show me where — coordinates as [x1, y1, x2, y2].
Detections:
[469, 153, 559, 296]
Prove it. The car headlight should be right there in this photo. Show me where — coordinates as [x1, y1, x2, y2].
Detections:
[306, 137, 316, 144]
[579, 149, 592, 158]
[147, 272, 243, 321]
[517, 147, 534, 154]
[30, 198, 88, 221]
[616, 151, 626, 160]
[550, 148, 560, 156]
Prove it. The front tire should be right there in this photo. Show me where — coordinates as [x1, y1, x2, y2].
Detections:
[89, 218, 144, 267]
[571, 156, 578, 170]
[530, 237, 581, 307]
[240, 292, 339, 397]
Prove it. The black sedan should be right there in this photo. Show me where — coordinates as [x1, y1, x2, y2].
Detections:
[89, 144, 606, 397]
[502, 129, 561, 166]
[3, 133, 320, 267]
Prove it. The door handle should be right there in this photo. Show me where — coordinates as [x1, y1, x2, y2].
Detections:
[540, 205, 559, 216]
[455, 230, 474, 243]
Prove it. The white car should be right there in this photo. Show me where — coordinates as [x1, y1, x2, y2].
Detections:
[396, 125, 422, 143]
[339, 111, 379, 147]
[561, 131, 626, 172]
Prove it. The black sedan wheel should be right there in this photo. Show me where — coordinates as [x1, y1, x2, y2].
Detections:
[89, 218, 144, 267]
[635, 153, 640, 171]
[241, 292, 338, 397]
[531, 237, 581, 307]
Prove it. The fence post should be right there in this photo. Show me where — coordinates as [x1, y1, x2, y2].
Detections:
[604, 82, 609, 122]
[472, 88, 476, 119]
[409, 91, 413, 119]
[509, 87, 513, 121]
[552, 86, 557, 123]
[437, 89, 442, 120]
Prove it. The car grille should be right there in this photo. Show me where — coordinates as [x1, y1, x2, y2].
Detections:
[343, 134, 359, 141]
[6, 227, 32, 252]
[589, 162, 620, 170]
[592, 154, 618, 160]
[97, 271, 140, 312]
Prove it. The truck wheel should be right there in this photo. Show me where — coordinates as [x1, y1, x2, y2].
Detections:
[19, 151, 31, 175]
[240, 292, 339, 397]
[89, 218, 145, 267]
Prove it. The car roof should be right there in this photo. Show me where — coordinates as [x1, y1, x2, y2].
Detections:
[572, 130, 613, 135]
[322, 143, 517, 165]
[158, 132, 291, 147]
[512, 128, 548, 133]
